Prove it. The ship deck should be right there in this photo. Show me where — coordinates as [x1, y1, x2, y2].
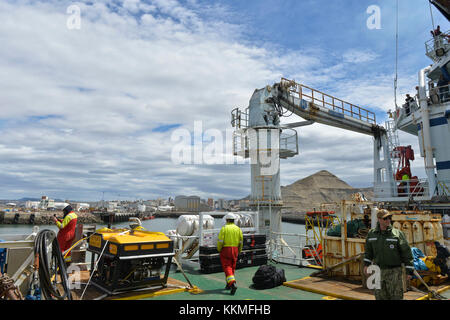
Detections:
[70, 261, 450, 301]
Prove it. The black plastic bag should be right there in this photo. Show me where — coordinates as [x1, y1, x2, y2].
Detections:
[252, 265, 286, 289]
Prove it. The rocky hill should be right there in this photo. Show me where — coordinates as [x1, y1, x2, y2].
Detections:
[280, 170, 373, 220]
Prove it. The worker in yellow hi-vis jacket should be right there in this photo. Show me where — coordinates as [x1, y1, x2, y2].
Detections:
[52, 205, 78, 264]
[217, 213, 243, 295]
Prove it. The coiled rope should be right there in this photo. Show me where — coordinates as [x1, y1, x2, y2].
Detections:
[34, 230, 72, 300]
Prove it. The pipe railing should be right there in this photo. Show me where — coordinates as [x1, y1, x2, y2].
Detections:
[425, 30, 450, 60]
[281, 78, 376, 125]
[394, 178, 429, 198]
[269, 231, 321, 266]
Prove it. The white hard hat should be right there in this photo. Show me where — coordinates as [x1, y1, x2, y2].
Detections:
[224, 213, 237, 221]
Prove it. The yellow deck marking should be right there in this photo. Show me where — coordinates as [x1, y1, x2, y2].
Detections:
[112, 286, 201, 300]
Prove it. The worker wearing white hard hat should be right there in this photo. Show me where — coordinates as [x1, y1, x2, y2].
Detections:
[224, 213, 237, 221]
[217, 213, 243, 295]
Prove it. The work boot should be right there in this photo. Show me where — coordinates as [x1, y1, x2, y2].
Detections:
[230, 283, 237, 295]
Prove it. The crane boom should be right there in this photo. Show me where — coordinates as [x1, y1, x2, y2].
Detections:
[272, 79, 384, 136]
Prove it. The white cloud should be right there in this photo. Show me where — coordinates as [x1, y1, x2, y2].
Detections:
[342, 49, 379, 64]
[0, 0, 426, 201]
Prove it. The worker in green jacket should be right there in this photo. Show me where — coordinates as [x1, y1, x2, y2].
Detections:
[364, 209, 414, 300]
[217, 213, 243, 295]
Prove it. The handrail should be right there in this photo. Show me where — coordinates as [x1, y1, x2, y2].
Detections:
[269, 231, 312, 266]
[281, 78, 377, 125]
[231, 107, 249, 129]
[437, 180, 450, 196]
[394, 178, 428, 197]
[425, 30, 450, 49]
[425, 30, 450, 60]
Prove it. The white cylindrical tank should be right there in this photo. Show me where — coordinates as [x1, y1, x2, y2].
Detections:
[176, 215, 196, 236]
[176, 215, 214, 236]
[165, 229, 181, 249]
[221, 213, 254, 228]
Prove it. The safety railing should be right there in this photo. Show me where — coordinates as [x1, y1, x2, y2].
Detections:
[395, 83, 450, 122]
[425, 30, 450, 61]
[281, 78, 376, 125]
[231, 107, 249, 129]
[373, 178, 429, 199]
[395, 178, 429, 198]
[268, 231, 321, 266]
[279, 128, 299, 159]
[395, 178, 450, 198]
[432, 83, 450, 104]
[437, 180, 450, 196]
[232, 126, 298, 159]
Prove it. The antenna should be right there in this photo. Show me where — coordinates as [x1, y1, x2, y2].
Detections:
[394, 0, 399, 109]
[429, 0, 436, 31]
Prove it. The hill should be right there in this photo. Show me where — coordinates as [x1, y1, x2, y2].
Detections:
[280, 170, 373, 215]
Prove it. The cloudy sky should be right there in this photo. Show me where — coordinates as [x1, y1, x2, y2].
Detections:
[0, 0, 448, 201]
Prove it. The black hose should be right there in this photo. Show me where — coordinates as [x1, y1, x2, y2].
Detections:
[34, 230, 72, 300]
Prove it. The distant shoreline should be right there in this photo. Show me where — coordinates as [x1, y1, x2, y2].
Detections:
[0, 210, 307, 225]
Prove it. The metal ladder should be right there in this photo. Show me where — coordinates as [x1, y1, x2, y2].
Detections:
[385, 119, 401, 175]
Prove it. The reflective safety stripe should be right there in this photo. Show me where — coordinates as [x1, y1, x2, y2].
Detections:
[386, 239, 398, 242]
[57, 212, 78, 229]
[217, 223, 243, 251]
[405, 266, 415, 269]
[226, 275, 235, 284]
[368, 238, 377, 241]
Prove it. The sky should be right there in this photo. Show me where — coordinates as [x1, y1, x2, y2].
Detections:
[0, 0, 448, 201]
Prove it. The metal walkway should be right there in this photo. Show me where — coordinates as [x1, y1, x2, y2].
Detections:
[274, 78, 383, 136]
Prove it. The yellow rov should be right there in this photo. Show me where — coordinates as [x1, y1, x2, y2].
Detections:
[87, 227, 175, 295]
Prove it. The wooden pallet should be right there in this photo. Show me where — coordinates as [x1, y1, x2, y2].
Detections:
[284, 276, 450, 300]
[66, 271, 194, 300]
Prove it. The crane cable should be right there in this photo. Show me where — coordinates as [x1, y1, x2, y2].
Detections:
[394, 0, 399, 110]
[429, 0, 436, 31]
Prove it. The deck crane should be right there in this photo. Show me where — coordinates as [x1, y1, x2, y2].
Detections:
[231, 0, 450, 255]
[231, 71, 448, 243]
[231, 78, 395, 245]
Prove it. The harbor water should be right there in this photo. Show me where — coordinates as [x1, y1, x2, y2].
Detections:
[0, 217, 310, 238]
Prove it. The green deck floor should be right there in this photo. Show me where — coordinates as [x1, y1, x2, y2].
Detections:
[148, 261, 326, 300]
